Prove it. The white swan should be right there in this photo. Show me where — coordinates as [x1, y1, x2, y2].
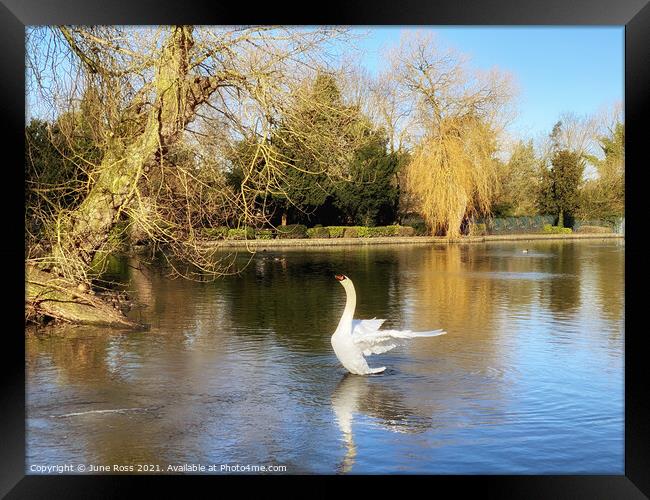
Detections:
[331, 274, 447, 375]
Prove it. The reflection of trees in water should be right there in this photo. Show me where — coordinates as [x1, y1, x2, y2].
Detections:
[28, 243, 623, 468]
[26, 329, 166, 466]
[207, 248, 409, 353]
[538, 242, 582, 316]
[125, 255, 235, 351]
[331, 374, 432, 473]
[127, 256, 155, 309]
[591, 243, 624, 323]
[405, 245, 505, 345]
[576, 242, 624, 354]
[27, 256, 237, 466]
[27, 329, 118, 386]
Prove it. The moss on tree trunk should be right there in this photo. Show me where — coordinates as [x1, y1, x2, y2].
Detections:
[26, 266, 144, 328]
[26, 26, 214, 328]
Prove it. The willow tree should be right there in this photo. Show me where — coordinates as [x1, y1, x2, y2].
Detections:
[389, 32, 515, 237]
[407, 116, 500, 236]
[25, 25, 351, 326]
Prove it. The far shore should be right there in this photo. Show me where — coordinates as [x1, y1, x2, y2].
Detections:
[197, 232, 624, 250]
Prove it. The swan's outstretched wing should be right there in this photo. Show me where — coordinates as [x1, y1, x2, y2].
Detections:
[352, 318, 446, 356]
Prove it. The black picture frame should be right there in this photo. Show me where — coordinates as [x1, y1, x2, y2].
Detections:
[2, 1, 647, 497]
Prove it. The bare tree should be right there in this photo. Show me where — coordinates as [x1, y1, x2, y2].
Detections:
[554, 111, 600, 158]
[368, 72, 413, 154]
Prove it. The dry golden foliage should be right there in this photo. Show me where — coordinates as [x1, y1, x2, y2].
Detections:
[405, 117, 499, 237]
[387, 32, 515, 236]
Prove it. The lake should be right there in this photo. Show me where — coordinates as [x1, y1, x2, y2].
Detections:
[26, 239, 624, 474]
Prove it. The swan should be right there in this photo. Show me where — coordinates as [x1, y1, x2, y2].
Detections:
[331, 274, 447, 375]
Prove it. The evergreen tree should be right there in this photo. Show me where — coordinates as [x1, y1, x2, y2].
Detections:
[537, 149, 584, 227]
[227, 73, 401, 227]
[493, 139, 540, 217]
[271, 73, 353, 225]
[333, 127, 400, 226]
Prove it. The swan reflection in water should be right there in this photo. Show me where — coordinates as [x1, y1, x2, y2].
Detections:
[331, 374, 432, 473]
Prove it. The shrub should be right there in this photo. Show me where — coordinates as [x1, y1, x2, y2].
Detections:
[201, 226, 229, 239]
[367, 226, 395, 237]
[327, 226, 346, 238]
[363, 226, 381, 237]
[542, 224, 573, 234]
[321, 225, 415, 238]
[361, 225, 399, 237]
[356, 226, 370, 237]
[412, 221, 429, 236]
[227, 227, 255, 240]
[575, 225, 612, 234]
[255, 229, 273, 239]
[276, 224, 308, 239]
[397, 225, 415, 237]
[384, 225, 401, 236]
[469, 223, 487, 236]
[306, 227, 330, 238]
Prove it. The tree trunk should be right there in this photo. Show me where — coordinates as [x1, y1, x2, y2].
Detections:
[27, 26, 222, 327]
[26, 266, 144, 328]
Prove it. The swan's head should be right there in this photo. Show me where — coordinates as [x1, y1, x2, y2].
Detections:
[335, 274, 354, 289]
[334, 274, 354, 291]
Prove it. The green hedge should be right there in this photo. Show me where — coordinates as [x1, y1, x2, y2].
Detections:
[326, 226, 346, 238]
[365, 226, 397, 237]
[325, 225, 416, 238]
[542, 224, 573, 234]
[203, 224, 419, 240]
[201, 226, 229, 239]
[484, 215, 555, 235]
[276, 224, 308, 239]
[397, 225, 415, 237]
[227, 227, 255, 240]
[306, 227, 330, 238]
[255, 229, 273, 239]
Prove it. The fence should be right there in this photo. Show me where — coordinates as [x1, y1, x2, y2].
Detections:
[573, 217, 625, 235]
[477, 215, 555, 235]
[476, 216, 625, 235]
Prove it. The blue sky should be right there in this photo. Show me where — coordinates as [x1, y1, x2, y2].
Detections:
[345, 27, 623, 140]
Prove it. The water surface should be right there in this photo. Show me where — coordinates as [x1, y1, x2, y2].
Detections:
[27, 240, 624, 474]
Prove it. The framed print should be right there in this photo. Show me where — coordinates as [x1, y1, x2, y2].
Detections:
[3, 0, 647, 497]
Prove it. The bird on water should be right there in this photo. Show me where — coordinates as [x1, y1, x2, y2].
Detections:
[330, 274, 447, 375]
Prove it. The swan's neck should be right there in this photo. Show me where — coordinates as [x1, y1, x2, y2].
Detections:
[337, 281, 356, 334]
